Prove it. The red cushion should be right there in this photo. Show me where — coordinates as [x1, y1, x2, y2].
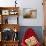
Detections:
[21, 28, 41, 46]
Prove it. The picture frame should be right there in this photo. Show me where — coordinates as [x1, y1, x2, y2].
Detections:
[23, 8, 37, 19]
[2, 10, 9, 15]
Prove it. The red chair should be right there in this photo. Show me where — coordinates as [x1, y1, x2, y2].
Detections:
[21, 28, 41, 46]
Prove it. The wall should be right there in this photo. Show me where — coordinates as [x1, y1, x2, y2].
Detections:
[0, 0, 44, 26]
[0, 0, 15, 7]
[18, 0, 44, 26]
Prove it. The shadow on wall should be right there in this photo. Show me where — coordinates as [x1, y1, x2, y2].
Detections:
[18, 26, 44, 44]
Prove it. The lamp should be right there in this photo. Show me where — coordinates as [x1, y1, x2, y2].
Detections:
[15, 0, 17, 7]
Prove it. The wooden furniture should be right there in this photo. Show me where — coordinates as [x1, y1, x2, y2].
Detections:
[0, 41, 2, 46]
[0, 7, 19, 24]
[0, 7, 19, 46]
[43, 0, 46, 46]
[0, 24, 19, 32]
[44, 29, 46, 46]
[2, 41, 19, 46]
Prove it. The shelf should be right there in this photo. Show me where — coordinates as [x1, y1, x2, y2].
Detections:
[0, 24, 20, 32]
[0, 7, 19, 10]
[0, 7, 19, 46]
[2, 40, 19, 43]
[2, 41, 19, 46]
[0, 7, 19, 24]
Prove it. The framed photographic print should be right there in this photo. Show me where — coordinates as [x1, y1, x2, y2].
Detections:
[23, 8, 37, 19]
[2, 10, 9, 15]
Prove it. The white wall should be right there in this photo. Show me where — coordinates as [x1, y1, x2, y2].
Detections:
[0, 0, 44, 26]
[18, 0, 44, 26]
[0, 0, 15, 7]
